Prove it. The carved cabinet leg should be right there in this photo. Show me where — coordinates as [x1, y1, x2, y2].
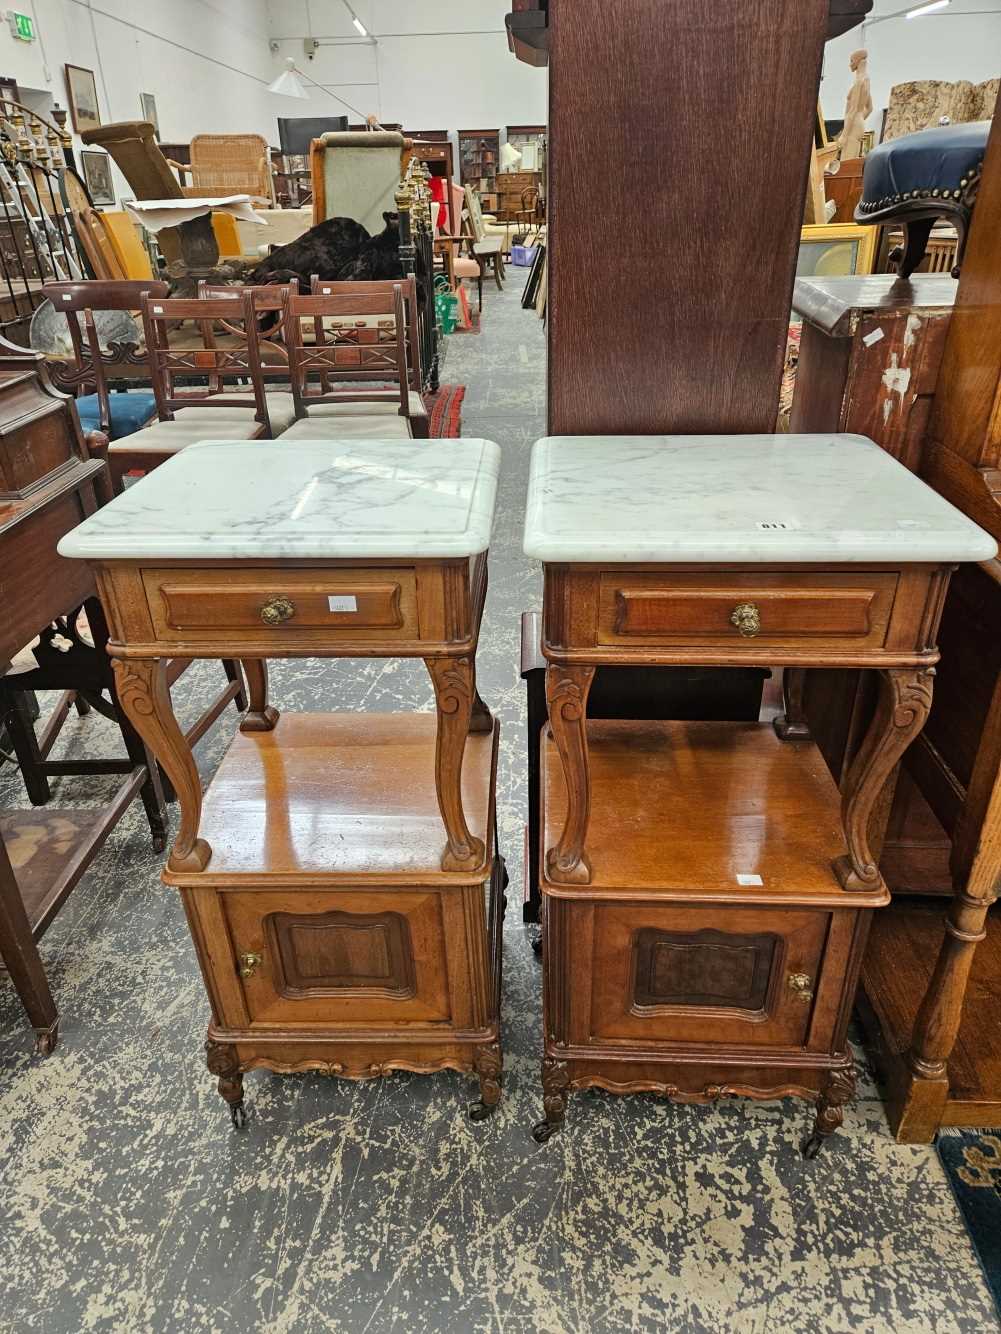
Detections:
[532, 1057, 571, 1143]
[469, 1040, 502, 1121]
[834, 668, 934, 893]
[205, 1039, 247, 1129]
[425, 656, 486, 872]
[239, 658, 280, 733]
[113, 657, 210, 873]
[545, 663, 596, 886]
[802, 1064, 855, 1159]
[774, 667, 810, 741]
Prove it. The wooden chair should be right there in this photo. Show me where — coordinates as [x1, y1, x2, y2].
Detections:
[437, 183, 484, 309]
[185, 133, 275, 206]
[309, 130, 412, 230]
[464, 185, 506, 293]
[43, 279, 168, 442]
[279, 285, 428, 440]
[91, 292, 292, 490]
[309, 274, 423, 398]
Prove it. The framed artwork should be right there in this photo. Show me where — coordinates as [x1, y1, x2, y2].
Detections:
[797, 224, 878, 278]
[64, 64, 101, 134]
[80, 149, 115, 207]
[139, 92, 159, 137]
[0, 76, 19, 105]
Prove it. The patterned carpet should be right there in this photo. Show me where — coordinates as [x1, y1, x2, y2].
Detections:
[939, 1130, 1001, 1319]
[1, 279, 998, 1333]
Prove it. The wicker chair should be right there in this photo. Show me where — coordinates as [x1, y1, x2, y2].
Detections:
[183, 133, 275, 206]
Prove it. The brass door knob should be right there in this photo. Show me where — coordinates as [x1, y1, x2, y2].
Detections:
[788, 972, 814, 1001]
[730, 602, 761, 637]
[238, 951, 262, 978]
[260, 595, 295, 626]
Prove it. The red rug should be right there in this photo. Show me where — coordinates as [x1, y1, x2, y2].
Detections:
[425, 384, 465, 438]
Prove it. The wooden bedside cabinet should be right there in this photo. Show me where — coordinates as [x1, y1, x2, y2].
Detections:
[59, 438, 505, 1127]
[524, 433, 995, 1154]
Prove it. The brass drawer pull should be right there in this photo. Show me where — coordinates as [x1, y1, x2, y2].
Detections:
[730, 602, 761, 637]
[238, 951, 262, 979]
[260, 595, 295, 626]
[788, 972, 814, 1002]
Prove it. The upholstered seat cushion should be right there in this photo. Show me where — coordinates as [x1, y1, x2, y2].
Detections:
[453, 257, 481, 279]
[169, 392, 297, 433]
[857, 120, 989, 217]
[473, 236, 505, 257]
[298, 392, 426, 420]
[108, 416, 263, 455]
[75, 391, 157, 440]
[282, 412, 414, 441]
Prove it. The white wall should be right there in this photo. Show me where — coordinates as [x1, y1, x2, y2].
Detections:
[264, 0, 547, 131]
[823, 0, 1001, 136]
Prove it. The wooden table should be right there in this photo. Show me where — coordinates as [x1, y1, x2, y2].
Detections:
[59, 438, 505, 1126]
[523, 433, 994, 1154]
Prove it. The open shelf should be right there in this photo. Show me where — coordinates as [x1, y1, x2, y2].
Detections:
[541, 719, 881, 905]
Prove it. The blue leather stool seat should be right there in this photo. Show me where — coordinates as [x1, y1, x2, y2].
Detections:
[854, 121, 988, 278]
[75, 391, 157, 440]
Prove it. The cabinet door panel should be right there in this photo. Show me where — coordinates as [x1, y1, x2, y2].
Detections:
[224, 890, 451, 1025]
[587, 902, 829, 1047]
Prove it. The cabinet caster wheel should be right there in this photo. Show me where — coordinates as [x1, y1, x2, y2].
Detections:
[468, 1100, 497, 1123]
[152, 833, 167, 854]
[34, 1025, 58, 1056]
[532, 1119, 561, 1144]
[801, 1133, 823, 1160]
[530, 931, 542, 957]
[230, 1102, 248, 1130]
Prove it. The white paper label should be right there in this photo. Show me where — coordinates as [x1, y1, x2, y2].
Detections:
[862, 327, 885, 347]
[153, 305, 164, 314]
[736, 873, 763, 887]
[61, 293, 71, 301]
[327, 595, 358, 613]
[755, 520, 802, 531]
[321, 287, 332, 295]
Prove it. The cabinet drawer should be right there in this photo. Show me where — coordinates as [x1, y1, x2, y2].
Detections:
[142, 567, 418, 643]
[581, 902, 830, 1049]
[597, 571, 897, 650]
[223, 890, 451, 1027]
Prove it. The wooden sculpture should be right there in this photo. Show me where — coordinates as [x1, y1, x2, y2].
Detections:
[837, 50, 872, 161]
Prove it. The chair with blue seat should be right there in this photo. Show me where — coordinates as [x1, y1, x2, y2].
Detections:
[855, 120, 990, 278]
[42, 279, 168, 440]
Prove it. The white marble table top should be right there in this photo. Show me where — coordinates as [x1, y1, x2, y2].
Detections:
[58, 439, 501, 561]
[523, 434, 997, 564]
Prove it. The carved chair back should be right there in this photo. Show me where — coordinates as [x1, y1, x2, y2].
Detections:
[281, 285, 411, 420]
[139, 292, 276, 436]
[43, 278, 170, 435]
[308, 275, 422, 393]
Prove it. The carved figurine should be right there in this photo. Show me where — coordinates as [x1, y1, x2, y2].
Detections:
[837, 49, 873, 160]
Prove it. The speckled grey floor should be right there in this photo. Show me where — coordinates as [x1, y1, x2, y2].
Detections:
[1, 278, 998, 1334]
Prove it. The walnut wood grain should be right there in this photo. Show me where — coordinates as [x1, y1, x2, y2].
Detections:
[425, 656, 487, 873]
[238, 658, 279, 732]
[775, 667, 811, 741]
[835, 668, 935, 893]
[544, 662, 595, 885]
[112, 657, 210, 873]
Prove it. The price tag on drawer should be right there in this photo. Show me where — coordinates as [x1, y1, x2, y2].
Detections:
[327, 595, 358, 613]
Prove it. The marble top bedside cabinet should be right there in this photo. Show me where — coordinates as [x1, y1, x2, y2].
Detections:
[523, 433, 995, 1155]
[59, 438, 506, 1127]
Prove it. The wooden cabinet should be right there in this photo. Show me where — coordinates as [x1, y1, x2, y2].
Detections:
[458, 129, 499, 197]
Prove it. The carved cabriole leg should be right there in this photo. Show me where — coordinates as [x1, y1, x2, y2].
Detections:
[469, 1040, 502, 1121]
[545, 662, 596, 886]
[802, 1064, 856, 1159]
[834, 668, 934, 893]
[532, 1057, 570, 1143]
[774, 667, 810, 741]
[239, 658, 280, 733]
[112, 657, 210, 873]
[205, 1039, 247, 1129]
[424, 655, 485, 872]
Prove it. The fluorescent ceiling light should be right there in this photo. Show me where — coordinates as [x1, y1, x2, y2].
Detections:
[267, 58, 309, 98]
[352, 16, 368, 36]
[906, 0, 950, 15]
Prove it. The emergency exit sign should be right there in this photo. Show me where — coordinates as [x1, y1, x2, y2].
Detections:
[7, 11, 35, 41]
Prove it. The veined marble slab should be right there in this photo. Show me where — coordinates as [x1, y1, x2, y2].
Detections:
[58, 439, 501, 561]
[523, 434, 996, 564]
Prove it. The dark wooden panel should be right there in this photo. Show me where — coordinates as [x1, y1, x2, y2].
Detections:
[633, 926, 778, 1012]
[547, 0, 830, 434]
[267, 909, 416, 999]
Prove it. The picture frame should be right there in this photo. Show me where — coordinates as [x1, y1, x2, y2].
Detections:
[0, 75, 20, 106]
[64, 64, 101, 134]
[139, 92, 159, 138]
[797, 223, 878, 278]
[80, 149, 115, 207]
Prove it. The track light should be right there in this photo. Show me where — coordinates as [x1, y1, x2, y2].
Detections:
[906, 0, 950, 15]
[352, 16, 368, 36]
